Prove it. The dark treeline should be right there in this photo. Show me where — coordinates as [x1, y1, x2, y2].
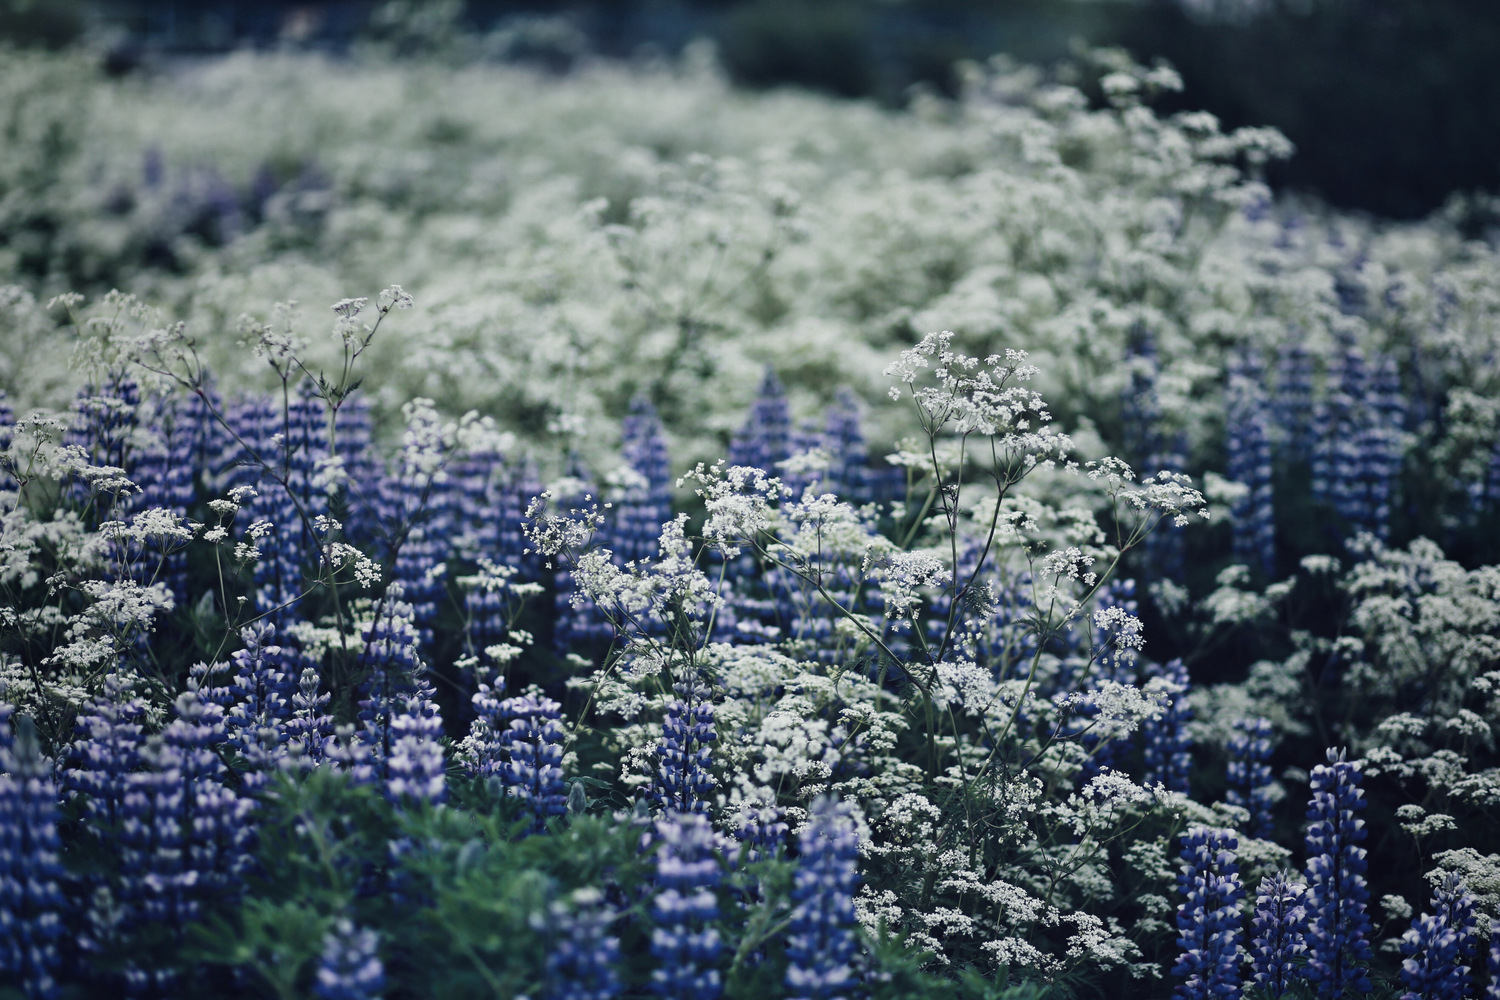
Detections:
[5, 0, 1499, 219]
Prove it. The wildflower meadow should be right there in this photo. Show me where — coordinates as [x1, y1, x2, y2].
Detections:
[3, 19, 1500, 1000]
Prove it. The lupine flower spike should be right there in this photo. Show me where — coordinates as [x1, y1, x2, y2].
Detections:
[786, 795, 860, 1000]
[1226, 355, 1276, 576]
[538, 887, 623, 1000]
[1143, 659, 1192, 794]
[68, 673, 147, 833]
[1249, 870, 1308, 998]
[1172, 826, 1244, 1000]
[1485, 918, 1500, 1000]
[316, 918, 385, 1000]
[0, 712, 67, 1000]
[650, 812, 724, 1000]
[1304, 747, 1374, 998]
[1399, 873, 1477, 1000]
[653, 675, 717, 816]
[1226, 716, 1275, 839]
[499, 691, 568, 830]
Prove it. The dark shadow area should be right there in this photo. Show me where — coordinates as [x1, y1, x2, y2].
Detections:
[1109, 0, 1500, 218]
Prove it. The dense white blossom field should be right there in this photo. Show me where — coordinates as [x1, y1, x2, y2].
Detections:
[3, 34, 1500, 1000]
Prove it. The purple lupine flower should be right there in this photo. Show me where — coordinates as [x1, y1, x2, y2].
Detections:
[1356, 354, 1404, 541]
[387, 520, 445, 648]
[1310, 348, 1359, 516]
[67, 673, 148, 832]
[782, 562, 858, 665]
[538, 887, 622, 1000]
[1172, 826, 1244, 1000]
[1312, 346, 1398, 540]
[823, 390, 872, 504]
[1303, 748, 1373, 998]
[247, 394, 330, 621]
[315, 918, 385, 1000]
[0, 389, 14, 460]
[1058, 576, 1140, 776]
[334, 395, 385, 548]
[464, 577, 508, 662]
[1226, 717, 1275, 839]
[1143, 659, 1192, 794]
[128, 392, 204, 606]
[728, 367, 791, 476]
[356, 589, 445, 802]
[1484, 918, 1500, 1000]
[0, 713, 67, 1000]
[326, 724, 377, 787]
[1399, 873, 1477, 1000]
[379, 405, 464, 645]
[1430, 871, 1478, 956]
[1402, 919, 1465, 1000]
[1143, 425, 1190, 583]
[1249, 870, 1308, 998]
[782, 418, 829, 502]
[466, 679, 509, 780]
[284, 653, 335, 767]
[1326, 350, 1402, 541]
[611, 396, 673, 568]
[117, 752, 192, 941]
[111, 685, 254, 987]
[385, 696, 446, 804]
[650, 812, 724, 1000]
[1226, 355, 1276, 577]
[732, 802, 788, 864]
[159, 688, 256, 896]
[652, 677, 716, 816]
[450, 449, 504, 566]
[1275, 344, 1316, 465]
[223, 394, 278, 492]
[223, 622, 295, 778]
[501, 460, 545, 575]
[786, 796, 860, 1000]
[1121, 330, 1187, 581]
[66, 374, 141, 482]
[358, 590, 428, 735]
[142, 146, 164, 188]
[498, 691, 568, 830]
[134, 390, 207, 512]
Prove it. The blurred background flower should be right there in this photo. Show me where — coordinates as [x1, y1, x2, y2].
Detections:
[6, 0, 1496, 220]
